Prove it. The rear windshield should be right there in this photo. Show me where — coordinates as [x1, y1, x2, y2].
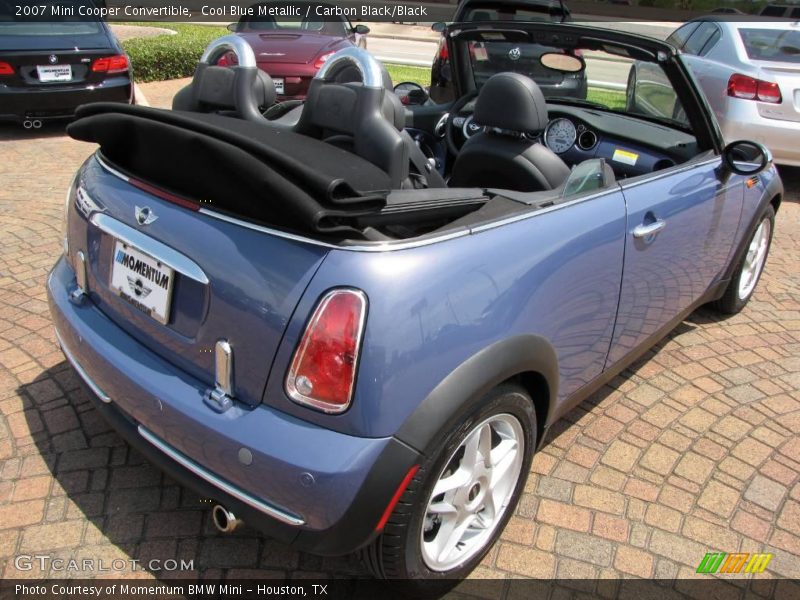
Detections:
[0, 1, 102, 35]
[739, 27, 800, 63]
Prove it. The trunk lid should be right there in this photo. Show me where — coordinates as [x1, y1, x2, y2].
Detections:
[72, 156, 329, 408]
[755, 62, 800, 123]
[240, 32, 340, 64]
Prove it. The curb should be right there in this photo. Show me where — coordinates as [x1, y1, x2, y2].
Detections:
[133, 83, 150, 107]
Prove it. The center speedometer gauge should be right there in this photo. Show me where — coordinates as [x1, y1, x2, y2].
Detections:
[544, 118, 577, 154]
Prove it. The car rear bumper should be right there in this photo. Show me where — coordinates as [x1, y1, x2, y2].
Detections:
[46, 256, 419, 555]
[0, 76, 132, 122]
[719, 100, 800, 167]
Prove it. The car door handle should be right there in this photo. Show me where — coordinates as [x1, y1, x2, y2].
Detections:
[633, 219, 666, 238]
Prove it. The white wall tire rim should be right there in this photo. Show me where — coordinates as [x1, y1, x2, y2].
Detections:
[420, 413, 524, 572]
[738, 218, 771, 301]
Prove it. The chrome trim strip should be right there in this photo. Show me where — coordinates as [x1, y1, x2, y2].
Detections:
[198, 208, 472, 252]
[95, 154, 129, 182]
[137, 425, 305, 526]
[616, 157, 720, 191]
[200, 34, 257, 68]
[54, 328, 112, 404]
[90, 213, 210, 284]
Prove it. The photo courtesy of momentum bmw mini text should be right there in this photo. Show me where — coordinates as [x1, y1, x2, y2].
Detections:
[0, 0, 799, 598]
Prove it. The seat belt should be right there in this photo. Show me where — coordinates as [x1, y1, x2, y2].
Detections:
[401, 131, 446, 188]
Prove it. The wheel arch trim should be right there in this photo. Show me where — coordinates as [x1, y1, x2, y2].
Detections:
[395, 335, 559, 455]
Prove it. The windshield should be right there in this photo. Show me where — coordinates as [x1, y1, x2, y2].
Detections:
[739, 27, 800, 63]
[0, 0, 102, 35]
[465, 36, 690, 129]
[241, 4, 349, 36]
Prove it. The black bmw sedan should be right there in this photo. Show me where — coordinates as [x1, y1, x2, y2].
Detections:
[0, 0, 132, 128]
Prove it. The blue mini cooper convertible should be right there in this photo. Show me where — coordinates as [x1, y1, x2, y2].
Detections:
[48, 20, 781, 582]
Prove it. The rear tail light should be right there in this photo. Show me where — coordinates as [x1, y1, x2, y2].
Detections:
[727, 73, 782, 104]
[217, 51, 238, 67]
[313, 51, 335, 70]
[436, 37, 449, 61]
[92, 54, 128, 74]
[0, 61, 13, 75]
[285, 289, 367, 413]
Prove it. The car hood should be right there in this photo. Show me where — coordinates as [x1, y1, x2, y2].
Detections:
[238, 32, 346, 64]
[0, 31, 111, 52]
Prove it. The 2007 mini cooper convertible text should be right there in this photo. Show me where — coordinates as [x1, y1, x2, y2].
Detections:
[47, 20, 782, 583]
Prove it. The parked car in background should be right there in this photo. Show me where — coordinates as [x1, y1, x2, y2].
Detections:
[628, 17, 800, 166]
[0, 0, 132, 128]
[759, 3, 800, 18]
[429, 0, 579, 103]
[223, 1, 369, 100]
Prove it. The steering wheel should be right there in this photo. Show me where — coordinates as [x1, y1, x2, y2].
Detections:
[199, 35, 264, 122]
[445, 90, 480, 156]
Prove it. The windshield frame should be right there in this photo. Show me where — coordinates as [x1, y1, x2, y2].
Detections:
[444, 21, 722, 151]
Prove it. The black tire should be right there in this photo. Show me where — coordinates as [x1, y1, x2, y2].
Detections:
[625, 67, 637, 113]
[712, 204, 775, 315]
[361, 384, 536, 589]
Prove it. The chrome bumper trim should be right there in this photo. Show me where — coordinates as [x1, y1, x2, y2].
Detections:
[90, 212, 209, 285]
[54, 327, 112, 404]
[137, 425, 306, 527]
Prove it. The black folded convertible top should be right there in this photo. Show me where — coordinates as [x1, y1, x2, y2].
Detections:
[67, 103, 392, 235]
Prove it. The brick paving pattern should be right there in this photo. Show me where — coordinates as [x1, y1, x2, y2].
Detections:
[0, 80, 798, 595]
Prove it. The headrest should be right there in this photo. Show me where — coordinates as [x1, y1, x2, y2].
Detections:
[196, 66, 276, 110]
[474, 73, 549, 134]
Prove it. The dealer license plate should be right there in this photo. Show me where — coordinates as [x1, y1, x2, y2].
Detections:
[110, 240, 174, 324]
[37, 64, 72, 82]
[273, 78, 284, 94]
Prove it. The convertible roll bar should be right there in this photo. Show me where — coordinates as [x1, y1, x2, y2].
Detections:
[315, 47, 384, 90]
[200, 34, 257, 68]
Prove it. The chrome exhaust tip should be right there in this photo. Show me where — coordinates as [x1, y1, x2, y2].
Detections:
[212, 504, 242, 533]
[32, 120, 42, 129]
[23, 120, 33, 129]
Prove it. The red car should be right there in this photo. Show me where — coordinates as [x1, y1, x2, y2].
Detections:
[223, 2, 369, 101]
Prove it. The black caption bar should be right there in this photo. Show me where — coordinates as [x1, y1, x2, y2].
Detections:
[1, 578, 793, 600]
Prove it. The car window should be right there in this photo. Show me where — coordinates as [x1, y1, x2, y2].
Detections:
[465, 38, 690, 129]
[698, 26, 721, 56]
[739, 27, 800, 63]
[760, 5, 788, 16]
[682, 22, 719, 56]
[666, 22, 700, 49]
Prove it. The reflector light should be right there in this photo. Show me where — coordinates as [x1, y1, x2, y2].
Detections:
[286, 289, 367, 413]
[727, 73, 782, 104]
[0, 61, 13, 75]
[313, 52, 335, 70]
[92, 55, 128, 74]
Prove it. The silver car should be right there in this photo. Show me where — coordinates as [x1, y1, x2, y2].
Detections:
[628, 17, 800, 166]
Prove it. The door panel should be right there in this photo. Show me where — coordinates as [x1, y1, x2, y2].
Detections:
[607, 158, 743, 365]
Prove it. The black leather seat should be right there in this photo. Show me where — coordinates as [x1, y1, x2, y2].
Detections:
[450, 73, 571, 192]
[173, 65, 275, 115]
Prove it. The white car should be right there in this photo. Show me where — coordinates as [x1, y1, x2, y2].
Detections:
[628, 17, 800, 166]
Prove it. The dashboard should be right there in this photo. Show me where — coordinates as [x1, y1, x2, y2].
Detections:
[457, 103, 700, 179]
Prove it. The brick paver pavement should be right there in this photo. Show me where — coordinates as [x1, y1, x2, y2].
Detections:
[0, 81, 798, 594]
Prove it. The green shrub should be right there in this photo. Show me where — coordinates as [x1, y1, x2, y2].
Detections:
[122, 23, 228, 83]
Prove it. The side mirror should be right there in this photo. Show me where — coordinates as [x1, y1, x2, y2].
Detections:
[226, 23, 238, 33]
[722, 140, 772, 175]
[354, 24, 370, 35]
[431, 22, 446, 33]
